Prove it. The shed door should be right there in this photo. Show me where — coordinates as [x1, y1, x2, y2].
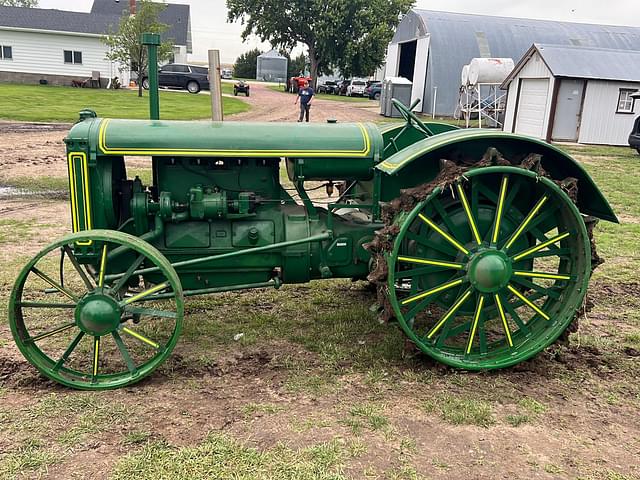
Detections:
[515, 78, 550, 138]
[551, 79, 585, 142]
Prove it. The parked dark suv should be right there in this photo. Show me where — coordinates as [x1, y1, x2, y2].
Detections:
[142, 63, 210, 94]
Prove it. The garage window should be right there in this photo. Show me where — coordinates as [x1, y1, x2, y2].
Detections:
[64, 50, 83, 64]
[0, 45, 12, 60]
[617, 89, 635, 113]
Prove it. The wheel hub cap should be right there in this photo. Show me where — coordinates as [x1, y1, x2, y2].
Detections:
[75, 293, 122, 336]
[468, 250, 512, 293]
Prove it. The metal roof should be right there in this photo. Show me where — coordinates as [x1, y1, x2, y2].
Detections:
[258, 49, 286, 59]
[391, 9, 640, 115]
[90, 0, 190, 47]
[0, 1, 190, 48]
[504, 44, 640, 85]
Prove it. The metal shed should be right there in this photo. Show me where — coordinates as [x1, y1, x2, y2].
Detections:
[502, 44, 640, 145]
[386, 9, 640, 116]
[256, 49, 288, 82]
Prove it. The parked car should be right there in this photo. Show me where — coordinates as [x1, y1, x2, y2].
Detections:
[346, 79, 367, 97]
[221, 68, 233, 79]
[318, 80, 338, 95]
[234, 81, 250, 97]
[629, 92, 640, 155]
[366, 81, 382, 100]
[336, 80, 351, 96]
[141, 63, 209, 94]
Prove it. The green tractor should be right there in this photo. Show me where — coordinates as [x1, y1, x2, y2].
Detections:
[7, 40, 616, 390]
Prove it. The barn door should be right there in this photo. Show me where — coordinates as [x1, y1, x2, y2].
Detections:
[551, 79, 585, 142]
[515, 78, 550, 138]
[410, 36, 430, 111]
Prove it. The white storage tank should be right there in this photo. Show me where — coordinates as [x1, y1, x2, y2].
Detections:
[461, 64, 470, 86]
[468, 58, 515, 85]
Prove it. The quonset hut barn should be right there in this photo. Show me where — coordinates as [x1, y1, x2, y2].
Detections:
[385, 9, 640, 116]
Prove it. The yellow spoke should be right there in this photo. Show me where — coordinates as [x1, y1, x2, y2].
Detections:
[427, 289, 472, 339]
[98, 244, 108, 288]
[120, 281, 170, 306]
[92, 336, 100, 377]
[512, 232, 570, 262]
[507, 285, 550, 320]
[492, 176, 508, 244]
[27, 322, 76, 343]
[122, 327, 160, 349]
[504, 195, 548, 249]
[418, 213, 469, 255]
[466, 295, 485, 354]
[513, 271, 571, 281]
[31, 267, 79, 302]
[494, 294, 513, 347]
[397, 256, 464, 270]
[400, 278, 464, 306]
[456, 183, 482, 245]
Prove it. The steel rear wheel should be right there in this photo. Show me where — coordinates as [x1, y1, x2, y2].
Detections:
[9, 230, 184, 390]
[387, 167, 591, 369]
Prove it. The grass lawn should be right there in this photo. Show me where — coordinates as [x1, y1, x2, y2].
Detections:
[0, 83, 250, 122]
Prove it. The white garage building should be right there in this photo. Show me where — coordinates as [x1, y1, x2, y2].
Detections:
[502, 44, 640, 145]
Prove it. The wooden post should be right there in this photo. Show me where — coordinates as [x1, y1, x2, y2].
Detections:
[208, 50, 224, 121]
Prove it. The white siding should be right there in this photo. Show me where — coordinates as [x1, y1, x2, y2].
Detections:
[410, 36, 430, 111]
[0, 28, 120, 78]
[384, 43, 399, 79]
[578, 80, 640, 145]
[503, 51, 554, 134]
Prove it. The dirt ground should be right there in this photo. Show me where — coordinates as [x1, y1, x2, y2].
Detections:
[0, 88, 639, 480]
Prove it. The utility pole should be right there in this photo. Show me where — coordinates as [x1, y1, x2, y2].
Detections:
[208, 49, 224, 121]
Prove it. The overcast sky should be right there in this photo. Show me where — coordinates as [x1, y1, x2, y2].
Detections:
[38, 0, 640, 64]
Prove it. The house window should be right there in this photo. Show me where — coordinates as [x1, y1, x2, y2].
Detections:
[0, 45, 12, 60]
[64, 50, 82, 64]
[617, 89, 636, 113]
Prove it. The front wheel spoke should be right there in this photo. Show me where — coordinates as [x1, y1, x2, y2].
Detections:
[405, 231, 458, 258]
[92, 336, 101, 380]
[494, 294, 514, 347]
[63, 245, 95, 291]
[511, 232, 570, 262]
[18, 301, 77, 309]
[523, 248, 571, 260]
[513, 270, 573, 281]
[456, 183, 482, 245]
[499, 294, 529, 333]
[430, 198, 465, 240]
[511, 276, 561, 300]
[397, 256, 464, 270]
[30, 267, 79, 302]
[400, 278, 465, 306]
[98, 244, 109, 288]
[123, 306, 177, 319]
[466, 296, 485, 354]
[112, 331, 138, 375]
[111, 254, 146, 293]
[507, 285, 550, 320]
[25, 322, 76, 343]
[53, 331, 85, 371]
[504, 195, 549, 250]
[417, 213, 470, 255]
[121, 326, 161, 350]
[120, 281, 171, 306]
[491, 176, 508, 244]
[426, 288, 472, 339]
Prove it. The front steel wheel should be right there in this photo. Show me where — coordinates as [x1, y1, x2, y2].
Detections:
[386, 167, 590, 369]
[9, 230, 184, 390]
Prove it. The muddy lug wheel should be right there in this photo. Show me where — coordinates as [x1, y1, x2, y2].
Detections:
[9, 230, 184, 390]
[386, 166, 590, 370]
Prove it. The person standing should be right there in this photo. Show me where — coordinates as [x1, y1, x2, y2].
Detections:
[295, 80, 314, 122]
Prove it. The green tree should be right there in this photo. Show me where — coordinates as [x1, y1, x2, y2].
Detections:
[0, 0, 38, 6]
[278, 50, 307, 78]
[103, 0, 174, 97]
[233, 48, 262, 79]
[226, 0, 413, 87]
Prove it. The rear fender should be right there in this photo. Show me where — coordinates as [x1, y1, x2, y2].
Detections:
[376, 129, 618, 223]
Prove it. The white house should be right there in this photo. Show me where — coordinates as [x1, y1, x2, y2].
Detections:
[502, 44, 640, 145]
[0, 1, 191, 87]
